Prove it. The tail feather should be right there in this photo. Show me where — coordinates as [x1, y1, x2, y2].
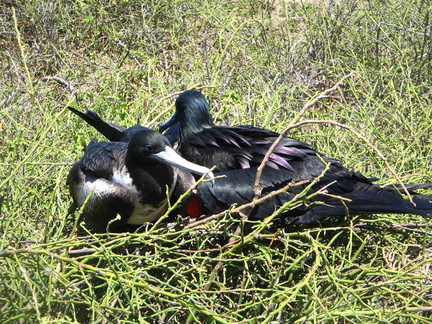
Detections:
[392, 183, 432, 191]
[286, 182, 432, 225]
[68, 107, 124, 141]
[387, 183, 432, 200]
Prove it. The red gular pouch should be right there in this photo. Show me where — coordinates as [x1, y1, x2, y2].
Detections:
[185, 194, 204, 218]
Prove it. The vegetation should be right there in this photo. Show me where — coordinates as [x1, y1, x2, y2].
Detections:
[1, 0, 432, 322]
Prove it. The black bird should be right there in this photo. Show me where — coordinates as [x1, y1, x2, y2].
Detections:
[184, 161, 432, 224]
[159, 90, 318, 172]
[68, 107, 180, 145]
[68, 129, 213, 232]
[159, 90, 432, 224]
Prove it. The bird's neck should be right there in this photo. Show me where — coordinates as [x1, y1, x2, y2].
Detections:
[180, 113, 214, 139]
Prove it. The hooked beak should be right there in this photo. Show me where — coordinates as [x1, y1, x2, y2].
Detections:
[153, 146, 214, 180]
[159, 112, 179, 133]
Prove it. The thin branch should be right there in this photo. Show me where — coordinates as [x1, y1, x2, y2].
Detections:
[184, 179, 309, 230]
[184, 180, 310, 316]
[233, 180, 309, 214]
[285, 119, 413, 203]
[37, 76, 78, 100]
[12, 8, 35, 104]
[148, 167, 216, 232]
[253, 72, 356, 197]
[377, 22, 431, 38]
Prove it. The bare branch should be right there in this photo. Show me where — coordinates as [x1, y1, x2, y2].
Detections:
[184, 179, 309, 230]
[285, 119, 413, 204]
[37, 76, 78, 100]
[253, 72, 356, 197]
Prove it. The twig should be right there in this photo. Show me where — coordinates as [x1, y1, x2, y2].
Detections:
[232, 180, 309, 214]
[377, 22, 431, 38]
[12, 8, 35, 105]
[148, 167, 216, 232]
[253, 72, 356, 197]
[283, 119, 413, 203]
[184, 179, 309, 230]
[184, 212, 227, 230]
[115, 40, 143, 68]
[37, 76, 78, 100]
[64, 247, 98, 255]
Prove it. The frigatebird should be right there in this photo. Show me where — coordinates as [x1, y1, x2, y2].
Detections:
[68, 129, 213, 232]
[68, 107, 180, 145]
[159, 90, 432, 224]
[159, 90, 319, 172]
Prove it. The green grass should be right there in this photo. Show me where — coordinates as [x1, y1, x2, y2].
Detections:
[1, 0, 432, 322]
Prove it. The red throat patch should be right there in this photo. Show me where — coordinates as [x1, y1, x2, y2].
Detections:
[185, 195, 203, 218]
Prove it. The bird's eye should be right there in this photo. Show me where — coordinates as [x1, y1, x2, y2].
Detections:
[145, 145, 155, 153]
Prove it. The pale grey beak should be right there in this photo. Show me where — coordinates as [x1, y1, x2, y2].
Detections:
[153, 146, 214, 180]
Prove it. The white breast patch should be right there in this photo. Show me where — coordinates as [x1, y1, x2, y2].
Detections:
[78, 165, 179, 225]
[114, 166, 179, 225]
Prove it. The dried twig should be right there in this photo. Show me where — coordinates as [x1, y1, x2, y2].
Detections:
[184, 179, 309, 230]
[283, 119, 413, 203]
[37, 76, 78, 100]
[253, 72, 356, 197]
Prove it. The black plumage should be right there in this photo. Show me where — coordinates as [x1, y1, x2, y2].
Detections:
[160, 90, 432, 224]
[68, 129, 212, 232]
[190, 159, 432, 224]
[159, 90, 316, 172]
